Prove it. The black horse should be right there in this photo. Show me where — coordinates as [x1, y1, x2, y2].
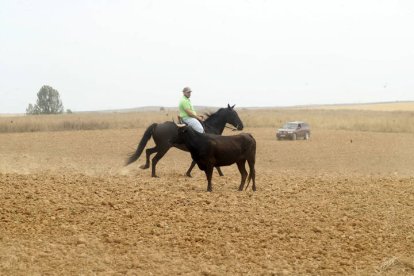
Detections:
[174, 124, 256, 192]
[125, 104, 244, 177]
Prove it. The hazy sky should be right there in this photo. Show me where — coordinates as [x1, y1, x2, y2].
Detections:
[1, 0, 414, 113]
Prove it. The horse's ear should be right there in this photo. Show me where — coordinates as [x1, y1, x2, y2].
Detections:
[231, 104, 235, 109]
[227, 104, 231, 109]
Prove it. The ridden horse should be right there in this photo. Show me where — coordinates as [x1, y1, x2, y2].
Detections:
[125, 104, 243, 177]
[174, 124, 256, 192]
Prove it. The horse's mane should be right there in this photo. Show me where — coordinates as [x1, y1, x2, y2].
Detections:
[204, 108, 225, 121]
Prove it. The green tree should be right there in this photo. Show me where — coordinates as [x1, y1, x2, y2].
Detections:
[25, 103, 40, 115]
[26, 85, 64, 115]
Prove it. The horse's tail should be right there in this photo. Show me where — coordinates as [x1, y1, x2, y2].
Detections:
[125, 123, 157, 166]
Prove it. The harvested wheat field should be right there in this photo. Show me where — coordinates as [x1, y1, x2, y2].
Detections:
[1, 124, 414, 275]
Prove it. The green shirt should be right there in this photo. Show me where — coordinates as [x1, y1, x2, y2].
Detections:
[179, 96, 196, 119]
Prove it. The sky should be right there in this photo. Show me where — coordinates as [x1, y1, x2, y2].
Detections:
[1, 0, 414, 113]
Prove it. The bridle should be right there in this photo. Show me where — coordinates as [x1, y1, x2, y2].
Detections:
[225, 124, 239, 131]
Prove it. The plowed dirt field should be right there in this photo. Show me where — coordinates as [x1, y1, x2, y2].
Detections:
[1, 128, 413, 275]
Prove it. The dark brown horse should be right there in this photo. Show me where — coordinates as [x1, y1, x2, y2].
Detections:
[125, 104, 243, 177]
[174, 124, 256, 192]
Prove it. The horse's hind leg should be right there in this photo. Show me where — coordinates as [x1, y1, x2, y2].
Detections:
[140, 147, 157, 170]
[236, 160, 248, 191]
[185, 161, 197, 177]
[247, 159, 256, 191]
[151, 145, 170, 177]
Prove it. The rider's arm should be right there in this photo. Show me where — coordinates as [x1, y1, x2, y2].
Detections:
[184, 108, 204, 121]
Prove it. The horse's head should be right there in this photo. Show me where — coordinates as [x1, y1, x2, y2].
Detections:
[225, 104, 244, 130]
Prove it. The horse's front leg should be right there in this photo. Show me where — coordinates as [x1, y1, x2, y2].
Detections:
[204, 166, 214, 192]
[215, 167, 224, 176]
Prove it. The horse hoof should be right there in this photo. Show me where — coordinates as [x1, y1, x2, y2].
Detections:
[139, 165, 149, 170]
[185, 173, 192, 177]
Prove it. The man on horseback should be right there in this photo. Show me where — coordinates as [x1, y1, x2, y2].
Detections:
[179, 87, 204, 133]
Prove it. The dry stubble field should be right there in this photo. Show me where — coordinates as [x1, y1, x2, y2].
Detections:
[1, 123, 414, 274]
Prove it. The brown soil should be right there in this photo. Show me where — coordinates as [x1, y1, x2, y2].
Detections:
[1, 128, 413, 275]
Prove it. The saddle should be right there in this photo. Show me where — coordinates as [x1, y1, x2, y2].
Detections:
[177, 115, 205, 130]
[177, 115, 184, 124]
